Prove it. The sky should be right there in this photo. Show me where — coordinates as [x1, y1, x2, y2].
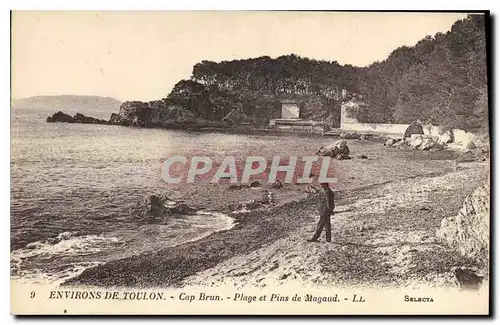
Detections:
[11, 11, 469, 102]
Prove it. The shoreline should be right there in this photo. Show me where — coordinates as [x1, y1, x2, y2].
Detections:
[63, 194, 323, 288]
[62, 159, 489, 289]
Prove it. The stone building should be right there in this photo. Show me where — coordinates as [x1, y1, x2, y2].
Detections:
[269, 99, 327, 133]
[280, 99, 300, 119]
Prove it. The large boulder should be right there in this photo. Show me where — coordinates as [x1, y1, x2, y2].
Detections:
[419, 136, 444, 151]
[316, 140, 350, 159]
[423, 124, 455, 144]
[134, 193, 197, 219]
[436, 181, 489, 261]
[408, 134, 444, 151]
[403, 121, 424, 140]
[409, 134, 425, 149]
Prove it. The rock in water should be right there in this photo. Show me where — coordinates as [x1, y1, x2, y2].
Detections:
[135, 193, 196, 219]
[108, 113, 121, 125]
[46, 111, 74, 123]
[47, 111, 108, 124]
[316, 140, 350, 159]
[437, 181, 489, 261]
[73, 113, 108, 124]
[404, 121, 424, 140]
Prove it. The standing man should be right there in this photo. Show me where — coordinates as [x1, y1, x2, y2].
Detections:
[308, 182, 335, 242]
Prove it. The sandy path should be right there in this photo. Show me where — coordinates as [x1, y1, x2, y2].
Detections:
[184, 162, 489, 289]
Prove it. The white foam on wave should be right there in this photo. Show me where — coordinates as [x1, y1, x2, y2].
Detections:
[11, 211, 236, 285]
[11, 261, 105, 285]
[11, 232, 120, 285]
[194, 211, 235, 229]
[12, 232, 120, 260]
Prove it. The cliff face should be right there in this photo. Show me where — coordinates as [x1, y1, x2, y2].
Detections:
[109, 100, 195, 127]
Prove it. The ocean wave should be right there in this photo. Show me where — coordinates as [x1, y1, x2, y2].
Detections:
[13, 232, 120, 259]
[11, 212, 236, 285]
[11, 232, 121, 284]
[11, 261, 105, 285]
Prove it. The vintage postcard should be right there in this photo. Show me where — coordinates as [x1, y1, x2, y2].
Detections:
[10, 11, 490, 315]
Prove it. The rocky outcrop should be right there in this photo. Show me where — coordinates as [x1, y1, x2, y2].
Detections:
[316, 140, 350, 160]
[108, 113, 121, 125]
[403, 121, 424, 140]
[385, 135, 445, 151]
[437, 181, 489, 262]
[408, 134, 444, 150]
[46, 111, 74, 123]
[134, 193, 197, 219]
[108, 101, 195, 127]
[422, 124, 454, 144]
[46, 111, 108, 124]
[73, 113, 108, 124]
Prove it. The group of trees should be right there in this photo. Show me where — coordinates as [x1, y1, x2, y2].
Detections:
[164, 54, 358, 126]
[356, 14, 488, 131]
[164, 14, 488, 131]
[191, 55, 358, 99]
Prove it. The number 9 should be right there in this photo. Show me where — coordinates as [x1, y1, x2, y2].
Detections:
[30, 291, 35, 298]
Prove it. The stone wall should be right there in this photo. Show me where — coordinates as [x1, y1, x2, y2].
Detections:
[341, 123, 410, 135]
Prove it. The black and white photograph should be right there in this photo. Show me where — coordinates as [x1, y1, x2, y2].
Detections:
[9, 10, 491, 315]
